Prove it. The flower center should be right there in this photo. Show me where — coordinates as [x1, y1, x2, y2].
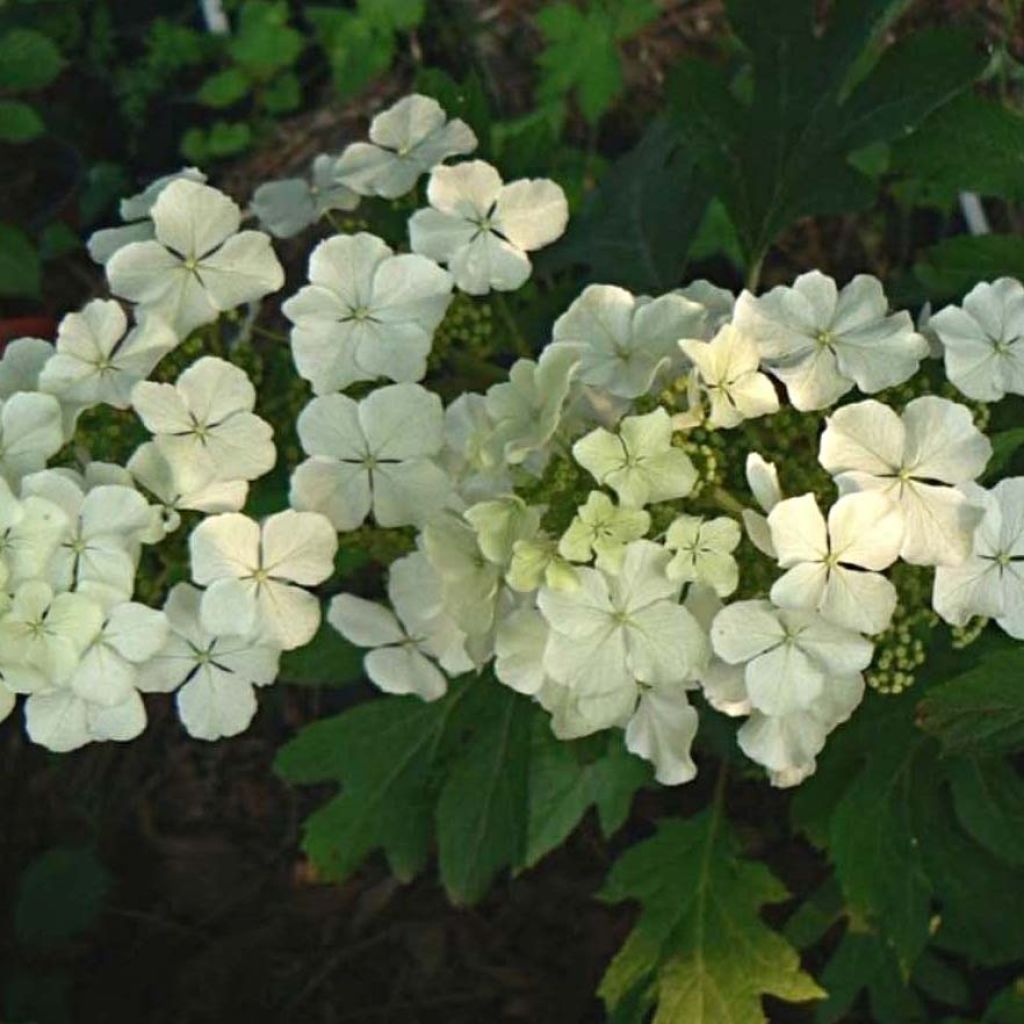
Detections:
[814, 329, 835, 349]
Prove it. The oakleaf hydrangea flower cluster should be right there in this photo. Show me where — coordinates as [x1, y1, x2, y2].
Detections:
[1, 93, 1019, 793]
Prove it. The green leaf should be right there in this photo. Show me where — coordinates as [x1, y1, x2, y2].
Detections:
[915, 236, 1024, 303]
[0, 28, 64, 92]
[911, 950, 970, 1010]
[668, 6, 985, 268]
[184, 120, 253, 161]
[261, 71, 301, 115]
[196, 67, 251, 108]
[948, 758, 1024, 867]
[600, 809, 824, 1023]
[893, 94, 1024, 203]
[0, 100, 44, 142]
[916, 645, 1024, 756]
[983, 983, 1024, 1024]
[828, 714, 933, 969]
[437, 681, 532, 904]
[542, 117, 712, 291]
[14, 846, 111, 949]
[275, 680, 474, 882]
[0, 223, 41, 298]
[535, 1, 657, 123]
[278, 619, 363, 687]
[524, 722, 650, 868]
[415, 68, 492, 153]
[985, 426, 1024, 483]
[358, 0, 425, 31]
[228, 0, 304, 75]
[814, 930, 927, 1024]
[37, 221, 80, 261]
[308, 7, 395, 99]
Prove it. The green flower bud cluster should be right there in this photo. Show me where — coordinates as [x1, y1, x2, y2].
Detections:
[950, 615, 989, 650]
[429, 293, 497, 370]
[70, 405, 147, 468]
[242, 339, 308, 470]
[520, 449, 592, 537]
[339, 524, 416, 567]
[866, 563, 938, 694]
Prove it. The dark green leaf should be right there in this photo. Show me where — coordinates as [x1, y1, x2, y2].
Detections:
[911, 950, 971, 1010]
[668, 5, 984, 267]
[196, 67, 251, 108]
[524, 723, 649, 868]
[985, 427, 1024, 483]
[917, 645, 1024, 756]
[37, 221, 80, 261]
[783, 878, 844, 950]
[278, 619, 363, 687]
[915, 235, 1024, 303]
[948, 758, 1024, 867]
[308, 7, 395, 99]
[542, 117, 712, 291]
[414, 68, 491, 149]
[983, 984, 1024, 1024]
[0, 28, 64, 92]
[261, 71, 301, 115]
[893, 94, 1024, 203]
[0, 100, 45, 142]
[14, 846, 111, 949]
[357, 0, 424, 31]
[600, 810, 823, 1022]
[0, 223, 41, 298]
[437, 682, 533, 904]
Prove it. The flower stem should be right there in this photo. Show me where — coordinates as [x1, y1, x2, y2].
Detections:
[708, 485, 747, 518]
[494, 293, 531, 358]
[251, 324, 288, 343]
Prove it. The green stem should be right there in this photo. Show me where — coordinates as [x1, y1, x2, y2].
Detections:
[251, 324, 288, 343]
[745, 252, 764, 293]
[323, 209, 344, 233]
[494, 293, 531, 358]
[708, 485, 747, 519]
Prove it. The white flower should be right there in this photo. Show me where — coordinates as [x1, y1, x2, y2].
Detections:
[929, 278, 1024, 401]
[107, 179, 284, 336]
[537, 540, 709, 731]
[0, 477, 67, 589]
[495, 606, 550, 696]
[680, 323, 779, 428]
[0, 338, 81, 440]
[484, 343, 578, 465]
[676, 280, 735, 335]
[190, 510, 337, 651]
[558, 491, 651, 571]
[409, 160, 568, 294]
[552, 285, 704, 398]
[572, 408, 697, 508]
[39, 300, 176, 409]
[251, 154, 359, 238]
[464, 495, 542, 568]
[87, 167, 207, 264]
[742, 452, 782, 558]
[24, 686, 147, 752]
[335, 94, 477, 199]
[711, 600, 873, 716]
[733, 271, 928, 411]
[737, 673, 865, 785]
[329, 552, 472, 701]
[933, 479, 1024, 638]
[506, 536, 579, 593]
[283, 232, 453, 394]
[139, 583, 281, 740]
[290, 384, 450, 530]
[21, 470, 153, 608]
[441, 393, 513, 503]
[127, 441, 247, 530]
[131, 356, 276, 485]
[767, 492, 903, 635]
[0, 581, 104, 693]
[664, 515, 741, 596]
[0, 392, 63, 485]
[685, 585, 749, 717]
[819, 397, 990, 566]
[625, 688, 700, 786]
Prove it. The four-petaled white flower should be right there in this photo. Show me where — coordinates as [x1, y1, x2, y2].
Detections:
[0, 477, 67, 590]
[933, 478, 1024, 638]
[189, 510, 337, 651]
[39, 300, 176, 410]
[251, 154, 359, 239]
[625, 687, 701, 786]
[140, 583, 281, 740]
[734, 271, 928, 411]
[107, 179, 284, 336]
[929, 278, 1024, 401]
[410, 160, 568, 294]
[664, 515, 741, 597]
[711, 600, 873, 716]
[329, 551, 472, 701]
[742, 452, 783, 558]
[558, 490, 651, 572]
[680, 323, 779, 428]
[552, 285, 704, 398]
[283, 232, 453, 394]
[290, 384, 450, 530]
[537, 540, 709, 731]
[819, 397, 991, 566]
[573, 408, 697, 508]
[335, 94, 477, 199]
[767, 492, 902, 635]
[132, 356, 276, 485]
